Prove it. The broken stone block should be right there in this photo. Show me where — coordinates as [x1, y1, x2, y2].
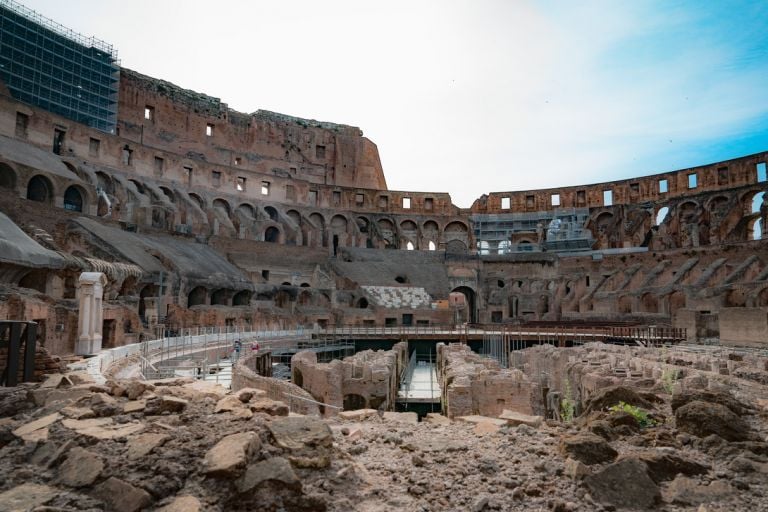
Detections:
[235, 387, 267, 403]
[663, 476, 733, 505]
[125, 380, 155, 400]
[0, 483, 59, 510]
[40, 373, 73, 389]
[268, 416, 333, 451]
[338, 409, 378, 421]
[90, 392, 120, 417]
[249, 398, 289, 416]
[423, 413, 451, 425]
[62, 417, 145, 440]
[675, 400, 751, 442]
[203, 431, 261, 478]
[123, 400, 146, 414]
[60, 406, 96, 420]
[156, 495, 202, 512]
[382, 411, 419, 425]
[144, 396, 188, 416]
[236, 457, 301, 493]
[126, 433, 168, 460]
[585, 458, 661, 509]
[215, 395, 244, 413]
[12, 412, 60, 441]
[474, 421, 500, 436]
[59, 447, 103, 487]
[559, 433, 618, 465]
[499, 409, 542, 428]
[456, 415, 507, 427]
[93, 477, 152, 512]
[563, 457, 590, 479]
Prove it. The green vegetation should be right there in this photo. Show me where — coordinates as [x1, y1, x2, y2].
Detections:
[561, 381, 576, 423]
[609, 401, 655, 428]
[662, 366, 678, 394]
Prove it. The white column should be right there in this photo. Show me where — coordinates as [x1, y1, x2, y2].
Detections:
[76, 272, 108, 355]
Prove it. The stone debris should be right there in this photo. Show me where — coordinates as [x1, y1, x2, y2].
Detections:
[0, 344, 767, 512]
[338, 408, 378, 421]
[155, 495, 203, 512]
[499, 409, 543, 428]
[382, 411, 419, 424]
[58, 446, 103, 487]
[203, 431, 260, 477]
[93, 476, 152, 512]
[236, 456, 301, 492]
[0, 483, 59, 510]
[12, 412, 60, 442]
[126, 432, 168, 460]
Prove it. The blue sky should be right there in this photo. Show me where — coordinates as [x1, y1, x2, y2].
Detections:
[20, 0, 768, 207]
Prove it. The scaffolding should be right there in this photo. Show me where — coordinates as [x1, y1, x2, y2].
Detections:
[471, 208, 594, 254]
[0, 0, 120, 132]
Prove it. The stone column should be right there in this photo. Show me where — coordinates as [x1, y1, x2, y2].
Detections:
[76, 272, 108, 355]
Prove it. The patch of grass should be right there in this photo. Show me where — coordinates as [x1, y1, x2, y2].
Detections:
[609, 401, 655, 428]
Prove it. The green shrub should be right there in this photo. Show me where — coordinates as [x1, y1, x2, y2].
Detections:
[609, 401, 655, 428]
[561, 381, 575, 423]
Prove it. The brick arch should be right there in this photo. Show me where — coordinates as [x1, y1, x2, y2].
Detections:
[26, 174, 55, 204]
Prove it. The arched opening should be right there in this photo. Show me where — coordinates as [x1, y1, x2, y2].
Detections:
[265, 206, 278, 221]
[725, 289, 746, 308]
[0, 162, 16, 190]
[187, 286, 207, 307]
[757, 287, 768, 307]
[428, 240, 436, 251]
[406, 241, 414, 251]
[618, 295, 632, 314]
[188, 193, 204, 209]
[26, 175, 53, 203]
[297, 290, 312, 306]
[750, 192, 764, 240]
[211, 289, 230, 306]
[640, 293, 658, 313]
[445, 239, 467, 253]
[357, 297, 369, 309]
[343, 394, 367, 411]
[287, 210, 301, 225]
[275, 290, 292, 308]
[669, 290, 686, 314]
[18, 270, 47, 293]
[213, 198, 232, 217]
[63, 185, 84, 212]
[356, 216, 369, 233]
[119, 276, 138, 297]
[451, 286, 477, 323]
[233, 290, 251, 306]
[160, 187, 175, 203]
[300, 283, 311, 287]
[330, 214, 348, 231]
[265, 226, 280, 243]
[509, 296, 519, 318]
[655, 206, 669, 226]
[395, 275, 407, 284]
[139, 284, 156, 321]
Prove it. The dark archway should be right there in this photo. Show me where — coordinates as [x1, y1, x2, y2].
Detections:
[26, 175, 53, 203]
[18, 270, 47, 293]
[451, 286, 477, 323]
[211, 289, 230, 306]
[357, 297, 369, 309]
[0, 162, 16, 190]
[343, 394, 367, 411]
[188, 286, 207, 307]
[265, 206, 278, 221]
[63, 185, 84, 212]
[233, 290, 251, 306]
[265, 226, 280, 243]
[139, 284, 156, 321]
